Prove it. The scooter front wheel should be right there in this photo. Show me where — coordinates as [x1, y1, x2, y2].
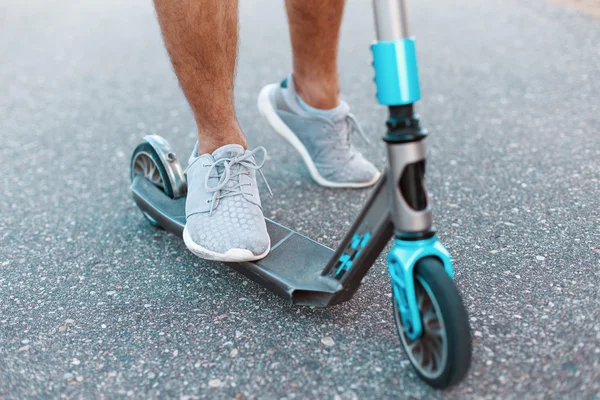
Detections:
[393, 256, 471, 389]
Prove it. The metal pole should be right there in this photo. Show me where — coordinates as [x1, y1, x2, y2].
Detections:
[373, 0, 410, 41]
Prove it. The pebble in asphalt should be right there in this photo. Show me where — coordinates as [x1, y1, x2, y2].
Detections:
[0, 0, 599, 398]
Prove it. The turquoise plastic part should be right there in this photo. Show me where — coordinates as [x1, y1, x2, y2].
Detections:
[371, 38, 421, 106]
[387, 235, 453, 341]
[335, 232, 371, 276]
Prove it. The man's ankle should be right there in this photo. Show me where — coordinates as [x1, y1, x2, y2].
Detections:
[292, 73, 340, 110]
[196, 127, 247, 155]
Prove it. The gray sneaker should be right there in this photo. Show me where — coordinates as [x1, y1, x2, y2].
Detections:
[183, 143, 271, 262]
[257, 75, 380, 188]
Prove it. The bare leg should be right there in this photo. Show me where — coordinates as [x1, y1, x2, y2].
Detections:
[153, 0, 245, 154]
[285, 0, 345, 110]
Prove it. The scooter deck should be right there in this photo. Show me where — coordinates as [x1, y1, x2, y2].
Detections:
[131, 176, 341, 306]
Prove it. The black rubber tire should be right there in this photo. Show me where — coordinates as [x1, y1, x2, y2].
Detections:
[393, 256, 472, 389]
[130, 142, 174, 227]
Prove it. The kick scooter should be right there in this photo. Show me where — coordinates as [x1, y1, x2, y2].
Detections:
[130, 0, 471, 389]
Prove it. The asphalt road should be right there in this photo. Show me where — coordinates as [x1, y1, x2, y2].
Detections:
[1, 0, 599, 398]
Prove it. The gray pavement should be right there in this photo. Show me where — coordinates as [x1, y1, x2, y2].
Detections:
[1, 0, 599, 398]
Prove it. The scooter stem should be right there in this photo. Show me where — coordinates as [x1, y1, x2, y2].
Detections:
[373, 0, 411, 40]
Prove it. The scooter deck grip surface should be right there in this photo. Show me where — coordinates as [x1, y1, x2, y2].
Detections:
[131, 176, 340, 306]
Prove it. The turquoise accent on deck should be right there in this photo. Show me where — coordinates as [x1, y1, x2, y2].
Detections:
[371, 38, 421, 105]
[335, 232, 372, 277]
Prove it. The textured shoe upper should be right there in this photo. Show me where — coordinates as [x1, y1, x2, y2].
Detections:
[184, 144, 270, 255]
[270, 75, 380, 183]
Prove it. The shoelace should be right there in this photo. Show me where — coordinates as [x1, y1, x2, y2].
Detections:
[203, 147, 272, 216]
[346, 113, 371, 145]
[333, 113, 371, 152]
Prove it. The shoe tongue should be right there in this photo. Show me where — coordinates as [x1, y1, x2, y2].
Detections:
[329, 101, 350, 123]
[212, 144, 245, 160]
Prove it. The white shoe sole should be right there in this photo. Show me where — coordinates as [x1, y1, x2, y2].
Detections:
[258, 84, 380, 189]
[183, 226, 270, 262]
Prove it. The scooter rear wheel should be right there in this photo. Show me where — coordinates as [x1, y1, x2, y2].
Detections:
[130, 142, 175, 227]
[393, 256, 471, 389]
